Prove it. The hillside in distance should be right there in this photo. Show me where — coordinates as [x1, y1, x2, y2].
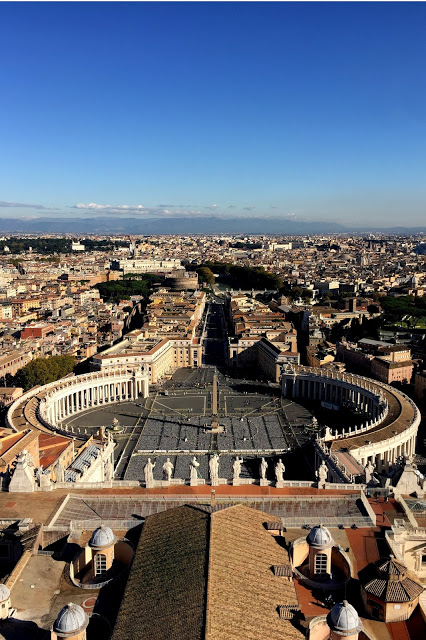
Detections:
[0, 216, 424, 235]
[0, 216, 347, 234]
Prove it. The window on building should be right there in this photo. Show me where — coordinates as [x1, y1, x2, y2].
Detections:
[94, 553, 107, 577]
[314, 553, 327, 575]
[369, 601, 383, 620]
[421, 553, 426, 565]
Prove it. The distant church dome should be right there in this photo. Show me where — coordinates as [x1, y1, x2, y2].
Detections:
[53, 603, 88, 637]
[89, 524, 115, 549]
[0, 584, 10, 603]
[307, 524, 334, 548]
[327, 600, 362, 636]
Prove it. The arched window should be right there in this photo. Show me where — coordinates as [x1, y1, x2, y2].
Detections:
[94, 553, 107, 577]
[314, 553, 327, 575]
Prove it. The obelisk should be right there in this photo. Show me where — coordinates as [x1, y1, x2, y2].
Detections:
[212, 370, 218, 416]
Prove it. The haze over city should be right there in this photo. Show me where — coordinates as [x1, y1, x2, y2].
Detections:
[1, 2, 426, 230]
[1, 3, 426, 639]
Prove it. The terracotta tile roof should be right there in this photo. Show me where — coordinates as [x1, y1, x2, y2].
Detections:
[360, 557, 424, 603]
[206, 504, 303, 640]
[112, 504, 304, 640]
[0, 432, 26, 456]
[38, 433, 71, 468]
[0, 430, 38, 466]
[111, 505, 209, 640]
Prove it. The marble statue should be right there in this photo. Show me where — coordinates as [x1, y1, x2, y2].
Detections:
[233, 456, 243, 482]
[209, 454, 219, 485]
[54, 459, 65, 483]
[275, 459, 285, 484]
[316, 461, 328, 486]
[260, 457, 268, 480]
[163, 458, 174, 482]
[364, 460, 376, 485]
[144, 458, 156, 488]
[105, 460, 113, 481]
[190, 456, 200, 482]
[324, 425, 332, 440]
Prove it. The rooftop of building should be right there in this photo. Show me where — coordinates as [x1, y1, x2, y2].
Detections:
[359, 557, 424, 603]
[206, 504, 303, 640]
[37, 433, 71, 469]
[111, 504, 304, 640]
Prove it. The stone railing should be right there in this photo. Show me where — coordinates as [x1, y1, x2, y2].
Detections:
[315, 440, 356, 484]
[7, 366, 149, 435]
[284, 365, 420, 465]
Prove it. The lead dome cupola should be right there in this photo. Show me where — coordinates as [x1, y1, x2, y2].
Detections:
[306, 523, 334, 548]
[0, 584, 10, 603]
[327, 600, 362, 636]
[53, 603, 88, 637]
[89, 524, 115, 549]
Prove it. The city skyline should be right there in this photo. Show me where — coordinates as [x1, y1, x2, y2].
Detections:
[1, 2, 426, 227]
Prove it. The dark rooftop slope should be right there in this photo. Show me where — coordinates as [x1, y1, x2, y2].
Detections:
[111, 505, 209, 640]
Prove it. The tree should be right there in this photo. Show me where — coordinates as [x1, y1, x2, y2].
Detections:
[13, 355, 75, 391]
[196, 267, 215, 285]
[367, 304, 380, 316]
[289, 287, 303, 300]
[96, 275, 156, 303]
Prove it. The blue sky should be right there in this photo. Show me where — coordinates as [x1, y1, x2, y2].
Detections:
[0, 2, 425, 227]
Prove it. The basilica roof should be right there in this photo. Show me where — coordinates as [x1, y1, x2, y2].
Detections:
[111, 504, 303, 640]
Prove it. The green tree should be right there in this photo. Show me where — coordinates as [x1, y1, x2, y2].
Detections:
[367, 304, 380, 316]
[13, 355, 75, 391]
[96, 275, 156, 303]
[196, 267, 215, 285]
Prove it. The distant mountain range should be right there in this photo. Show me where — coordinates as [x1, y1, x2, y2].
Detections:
[0, 216, 425, 235]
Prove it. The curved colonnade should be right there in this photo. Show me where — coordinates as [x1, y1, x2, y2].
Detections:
[282, 366, 421, 471]
[6, 363, 420, 487]
[282, 365, 420, 475]
[6, 367, 149, 437]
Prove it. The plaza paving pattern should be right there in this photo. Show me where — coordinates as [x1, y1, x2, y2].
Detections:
[62, 367, 318, 482]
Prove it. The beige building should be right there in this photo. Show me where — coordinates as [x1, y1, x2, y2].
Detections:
[0, 350, 32, 379]
[226, 292, 299, 381]
[371, 357, 413, 385]
[91, 290, 206, 382]
[414, 371, 426, 402]
[0, 387, 23, 407]
[359, 557, 423, 623]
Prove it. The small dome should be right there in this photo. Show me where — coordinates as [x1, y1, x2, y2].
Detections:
[0, 584, 10, 602]
[328, 600, 362, 636]
[89, 524, 115, 548]
[53, 603, 88, 636]
[307, 524, 334, 548]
